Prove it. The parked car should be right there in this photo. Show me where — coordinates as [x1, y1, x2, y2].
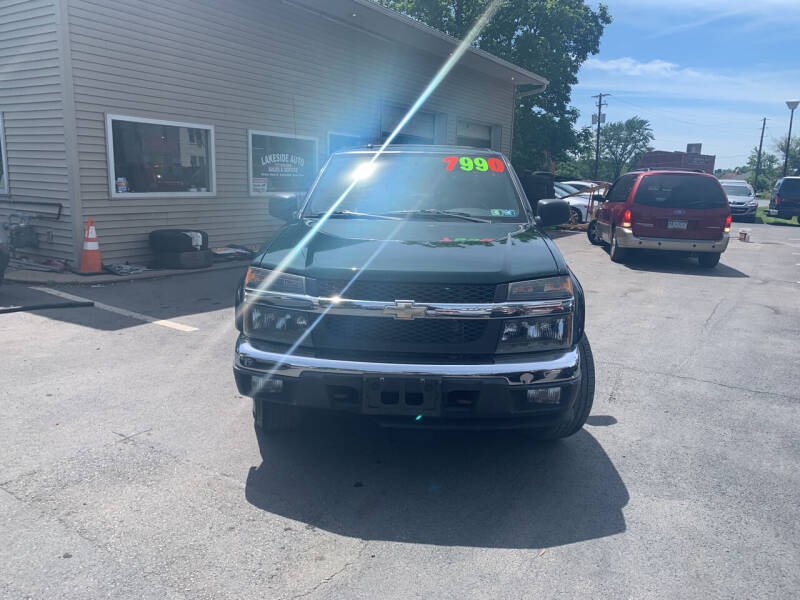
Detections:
[768, 176, 800, 223]
[588, 169, 731, 268]
[234, 146, 594, 438]
[554, 181, 590, 224]
[721, 180, 757, 222]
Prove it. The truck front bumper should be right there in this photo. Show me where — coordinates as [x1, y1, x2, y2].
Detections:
[615, 228, 729, 253]
[233, 336, 583, 429]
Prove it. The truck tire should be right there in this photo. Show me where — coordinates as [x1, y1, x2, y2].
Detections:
[153, 249, 213, 269]
[609, 228, 627, 262]
[148, 229, 209, 252]
[534, 335, 595, 440]
[254, 398, 303, 433]
[697, 253, 721, 268]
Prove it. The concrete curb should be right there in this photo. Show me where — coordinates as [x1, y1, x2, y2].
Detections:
[5, 259, 251, 286]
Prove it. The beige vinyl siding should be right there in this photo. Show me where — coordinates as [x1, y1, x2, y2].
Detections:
[67, 0, 515, 264]
[0, 0, 72, 261]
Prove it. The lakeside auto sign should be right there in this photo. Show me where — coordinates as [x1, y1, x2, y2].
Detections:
[250, 133, 316, 194]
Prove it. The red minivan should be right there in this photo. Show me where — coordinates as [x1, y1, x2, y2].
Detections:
[588, 170, 731, 267]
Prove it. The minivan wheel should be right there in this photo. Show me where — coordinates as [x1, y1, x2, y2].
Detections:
[533, 335, 595, 440]
[587, 220, 603, 245]
[697, 253, 721, 268]
[609, 229, 627, 262]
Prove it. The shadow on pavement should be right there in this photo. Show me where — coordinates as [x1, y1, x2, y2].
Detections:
[0, 267, 246, 331]
[245, 413, 628, 549]
[619, 251, 748, 278]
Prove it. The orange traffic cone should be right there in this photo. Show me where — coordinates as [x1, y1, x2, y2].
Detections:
[79, 218, 103, 273]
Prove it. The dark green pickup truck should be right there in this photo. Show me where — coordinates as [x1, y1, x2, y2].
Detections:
[233, 146, 594, 438]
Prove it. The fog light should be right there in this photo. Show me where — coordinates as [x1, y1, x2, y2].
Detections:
[252, 376, 283, 395]
[526, 386, 561, 404]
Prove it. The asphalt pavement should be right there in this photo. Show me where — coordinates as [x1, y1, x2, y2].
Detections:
[1, 222, 799, 599]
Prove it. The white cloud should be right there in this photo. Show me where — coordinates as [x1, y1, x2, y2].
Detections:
[578, 57, 800, 105]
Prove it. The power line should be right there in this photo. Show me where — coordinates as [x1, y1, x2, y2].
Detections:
[610, 96, 762, 133]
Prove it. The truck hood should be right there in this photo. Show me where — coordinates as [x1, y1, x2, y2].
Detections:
[254, 218, 559, 284]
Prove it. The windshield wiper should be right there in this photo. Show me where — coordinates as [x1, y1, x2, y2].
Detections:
[306, 210, 401, 220]
[385, 209, 490, 223]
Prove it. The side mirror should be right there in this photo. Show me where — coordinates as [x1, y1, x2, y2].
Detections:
[536, 198, 570, 226]
[268, 193, 302, 221]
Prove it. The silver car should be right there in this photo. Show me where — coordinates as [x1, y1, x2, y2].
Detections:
[721, 180, 757, 222]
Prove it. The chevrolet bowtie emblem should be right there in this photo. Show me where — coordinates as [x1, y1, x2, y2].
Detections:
[384, 300, 428, 320]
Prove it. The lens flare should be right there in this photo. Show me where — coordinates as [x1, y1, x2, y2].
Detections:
[237, 0, 505, 379]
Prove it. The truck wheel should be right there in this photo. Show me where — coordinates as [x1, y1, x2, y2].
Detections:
[697, 253, 721, 268]
[254, 398, 302, 433]
[587, 220, 603, 245]
[609, 229, 627, 262]
[535, 335, 595, 440]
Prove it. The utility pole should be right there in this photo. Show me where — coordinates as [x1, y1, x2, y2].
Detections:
[783, 100, 799, 177]
[592, 93, 609, 179]
[754, 117, 766, 192]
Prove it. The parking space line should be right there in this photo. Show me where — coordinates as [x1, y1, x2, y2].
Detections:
[30, 287, 198, 332]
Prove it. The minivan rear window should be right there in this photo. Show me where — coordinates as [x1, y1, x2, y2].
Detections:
[634, 174, 727, 209]
[779, 178, 800, 197]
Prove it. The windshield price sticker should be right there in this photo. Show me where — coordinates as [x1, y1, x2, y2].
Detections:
[490, 209, 517, 217]
[443, 156, 505, 173]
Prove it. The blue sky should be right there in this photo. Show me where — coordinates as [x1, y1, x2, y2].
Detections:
[574, 0, 800, 169]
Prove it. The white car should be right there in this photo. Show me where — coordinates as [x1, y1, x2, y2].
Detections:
[554, 182, 591, 223]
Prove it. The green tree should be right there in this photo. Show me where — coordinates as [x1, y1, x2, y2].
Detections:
[600, 116, 654, 180]
[378, 0, 612, 170]
[774, 136, 800, 176]
[745, 146, 780, 191]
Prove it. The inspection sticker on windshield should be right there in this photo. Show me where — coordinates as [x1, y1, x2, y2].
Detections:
[490, 209, 517, 217]
[443, 156, 505, 173]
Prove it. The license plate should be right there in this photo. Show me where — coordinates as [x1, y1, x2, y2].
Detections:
[667, 219, 688, 230]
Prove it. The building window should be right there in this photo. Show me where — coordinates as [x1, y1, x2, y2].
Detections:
[457, 120, 494, 149]
[328, 132, 369, 155]
[381, 105, 435, 145]
[0, 113, 8, 195]
[106, 115, 215, 197]
[249, 130, 317, 195]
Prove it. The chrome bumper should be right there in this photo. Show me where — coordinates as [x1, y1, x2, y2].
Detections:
[615, 228, 729, 253]
[234, 337, 580, 386]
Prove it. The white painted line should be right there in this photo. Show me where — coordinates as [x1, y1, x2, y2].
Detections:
[31, 286, 198, 332]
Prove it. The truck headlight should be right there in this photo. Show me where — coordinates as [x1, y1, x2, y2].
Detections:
[245, 306, 314, 346]
[244, 267, 306, 295]
[496, 315, 572, 353]
[508, 275, 573, 302]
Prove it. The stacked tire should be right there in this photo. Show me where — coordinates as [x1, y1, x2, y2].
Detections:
[148, 229, 213, 269]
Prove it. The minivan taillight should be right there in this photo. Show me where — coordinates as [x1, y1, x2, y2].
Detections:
[622, 209, 632, 228]
[775, 196, 782, 204]
[723, 214, 732, 233]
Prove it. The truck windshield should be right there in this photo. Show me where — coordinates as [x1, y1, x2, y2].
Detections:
[634, 174, 728, 209]
[304, 153, 525, 221]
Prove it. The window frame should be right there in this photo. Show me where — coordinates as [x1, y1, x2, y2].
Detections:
[0, 112, 9, 195]
[105, 114, 216, 199]
[327, 131, 367, 156]
[248, 129, 318, 197]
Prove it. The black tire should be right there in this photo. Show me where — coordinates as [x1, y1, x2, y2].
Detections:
[535, 335, 595, 440]
[254, 397, 303, 433]
[148, 229, 209, 252]
[568, 207, 582, 225]
[743, 215, 756, 223]
[697, 253, 721, 268]
[609, 228, 627, 262]
[587, 220, 603, 245]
